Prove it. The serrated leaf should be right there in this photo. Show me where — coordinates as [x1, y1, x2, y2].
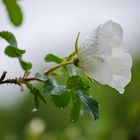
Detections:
[25, 82, 33, 90]
[51, 91, 70, 109]
[71, 93, 81, 122]
[67, 75, 90, 91]
[35, 73, 47, 80]
[44, 54, 63, 64]
[51, 86, 66, 95]
[44, 77, 57, 94]
[44, 77, 66, 95]
[3, 0, 23, 26]
[5, 45, 25, 57]
[26, 82, 46, 105]
[80, 75, 90, 88]
[0, 31, 17, 47]
[76, 90, 99, 120]
[65, 64, 76, 76]
[37, 92, 46, 104]
[75, 32, 80, 54]
[32, 88, 46, 104]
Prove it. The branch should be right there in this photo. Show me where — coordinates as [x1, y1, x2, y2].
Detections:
[0, 71, 45, 92]
[0, 56, 74, 91]
[0, 78, 17, 85]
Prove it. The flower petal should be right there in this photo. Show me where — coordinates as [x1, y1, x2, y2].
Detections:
[79, 56, 113, 85]
[100, 20, 123, 48]
[78, 21, 123, 59]
[108, 47, 132, 93]
[78, 25, 112, 59]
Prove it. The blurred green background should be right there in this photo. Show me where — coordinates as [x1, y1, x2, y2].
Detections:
[0, 59, 140, 140]
[1, 0, 140, 140]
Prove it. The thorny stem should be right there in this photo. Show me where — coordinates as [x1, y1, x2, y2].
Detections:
[0, 75, 45, 84]
[0, 53, 75, 91]
[0, 71, 45, 91]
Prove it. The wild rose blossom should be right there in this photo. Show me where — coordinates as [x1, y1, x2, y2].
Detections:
[77, 21, 132, 93]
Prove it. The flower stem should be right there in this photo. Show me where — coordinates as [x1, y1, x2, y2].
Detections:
[44, 61, 73, 75]
[66, 51, 76, 61]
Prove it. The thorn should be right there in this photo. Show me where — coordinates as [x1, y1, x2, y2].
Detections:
[0, 71, 7, 81]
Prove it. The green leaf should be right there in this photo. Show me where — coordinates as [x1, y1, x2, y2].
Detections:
[65, 64, 76, 76]
[0, 31, 32, 71]
[44, 54, 63, 64]
[37, 92, 46, 104]
[5, 46, 25, 57]
[80, 75, 91, 88]
[26, 82, 46, 106]
[44, 77, 66, 95]
[44, 77, 57, 94]
[35, 73, 47, 80]
[19, 60, 32, 71]
[44, 77, 70, 109]
[71, 93, 81, 122]
[51, 91, 70, 109]
[75, 32, 80, 54]
[67, 75, 90, 91]
[32, 87, 46, 104]
[3, 0, 23, 26]
[76, 90, 99, 120]
[51, 86, 66, 95]
[0, 31, 17, 47]
[25, 82, 33, 90]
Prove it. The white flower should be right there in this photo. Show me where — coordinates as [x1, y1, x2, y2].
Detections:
[77, 21, 132, 94]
